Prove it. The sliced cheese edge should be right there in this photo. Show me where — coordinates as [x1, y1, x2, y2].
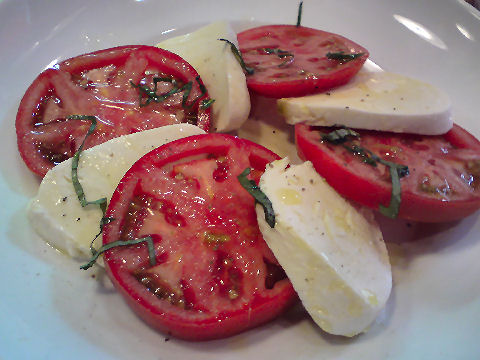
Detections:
[256, 157, 392, 336]
[278, 71, 452, 135]
[28, 124, 206, 262]
[157, 21, 251, 132]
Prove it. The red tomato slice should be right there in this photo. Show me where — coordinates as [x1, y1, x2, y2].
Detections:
[16, 45, 211, 177]
[237, 25, 368, 98]
[102, 134, 296, 340]
[295, 123, 480, 223]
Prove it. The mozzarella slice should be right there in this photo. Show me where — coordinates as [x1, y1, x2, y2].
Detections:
[28, 124, 205, 262]
[157, 22, 250, 132]
[256, 158, 392, 336]
[277, 70, 452, 135]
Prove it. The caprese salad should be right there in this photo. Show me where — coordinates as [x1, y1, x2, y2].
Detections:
[17, 3, 480, 343]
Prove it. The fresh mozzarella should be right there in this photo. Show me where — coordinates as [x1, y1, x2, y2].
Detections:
[256, 158, 392, 336]
[277, 70, 452, 135]
[157, 22, 250, 132]
[28, 124, 205, 263]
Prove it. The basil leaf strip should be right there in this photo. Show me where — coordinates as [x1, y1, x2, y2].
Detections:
[238, 168, 275, 228]
[326, 51, 365, 62]
[68, 115, 108, 214]
[68, 115, 114, 256]
[67, 115, 157, 269]
[379, 162, 404, 219]
[322, 127, 409, 218]
[80, 236, 156, 270]
[218, 38, 255, 75]
[200, 98, 215, 110]
[322, 127, 359, 144]
[296, 1, 303, 27]
[262, 48, 295, 67]
[130, 77, 188, 107]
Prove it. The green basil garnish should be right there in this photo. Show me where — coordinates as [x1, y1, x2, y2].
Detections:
[67, 115, 157, 269]
[296, 1, 303, 27]
[262, 48, 295, 67]
[378, 162, 405, 218]
[326, 51, 365, 62]
[238, 168, 275, 228]
[131, 75, 213, 112]
[321, 127, 359, 144]
[80, 236, 156, 270]
[322, 127, 409, 218]
[68, 115, 109, 215]
[200, 98, 215, 110]
[218, 38, 255, 75]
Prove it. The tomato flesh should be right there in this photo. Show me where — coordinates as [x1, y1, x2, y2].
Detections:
[295, 123, 480, 223]
[238, 25, 368, 98]
[16, 45, 211, 177]
[103, 134, 296, 340]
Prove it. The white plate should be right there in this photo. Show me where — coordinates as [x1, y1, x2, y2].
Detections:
[1, 0, 480, 359]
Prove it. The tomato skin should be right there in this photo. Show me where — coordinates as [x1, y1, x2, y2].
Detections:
[16, 45, 211, 177]
[103, 134, 296, 340]
[295, 123, 480, 223]
[238, 25, 368, 98]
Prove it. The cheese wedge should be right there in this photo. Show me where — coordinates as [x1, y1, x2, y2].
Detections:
[256, 158, 392, 336]
[157, 22, 250, 132]
[28, 124, 205, 262]
[278, 71, 452, 135]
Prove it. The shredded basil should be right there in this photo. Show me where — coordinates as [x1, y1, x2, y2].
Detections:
[262, 48, 295, 67]
[67, 115, 157, 270]
[326, 51, 365, 62]
[378, 161, 408, 218]
[218, 38, 255, 75]
[238, 168, 275, 228]
[80, 236, 156, 270]
[130, 77, 188, 107]
[200, 98, 215, 110]
[321, 127, 359, 144]
[67, 115, 109, 215]
[322, 127, 409, 218]
[296, 1, 303, 27]
[131, 75, 213, 113]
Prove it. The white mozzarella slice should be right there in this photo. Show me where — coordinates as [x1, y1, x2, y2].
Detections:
[277, 70, 452, 135]
[256, 158, 392, 336]
[157, 21, 250, 132]
[28, 124, 205, 263]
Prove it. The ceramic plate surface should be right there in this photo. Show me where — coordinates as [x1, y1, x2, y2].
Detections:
[1, 0, 480, 359]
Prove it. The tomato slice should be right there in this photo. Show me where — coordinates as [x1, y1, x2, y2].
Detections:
[295, 123, 480, 223]
[16, 45, 211, 177]
[237, 25, 368, 98]
[102, 134, 296, 340]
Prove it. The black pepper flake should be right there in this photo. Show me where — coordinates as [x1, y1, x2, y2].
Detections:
[360, 99, 365, 102]
[326, 92, 331, 96]
[309, 179, 314, 184]
[62, 196, 67, 202]
[393, 107, 397, 111]
[165, 337, 170, 342]
[91, 274, 96, 279]
[345, 106, 350, 109]
[76, 217, 81, 221]
[366, 94, 370, 97]
[62, 214, 66, 217]
[301, 187, 306, 191]
[272, 130, 276, 134]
